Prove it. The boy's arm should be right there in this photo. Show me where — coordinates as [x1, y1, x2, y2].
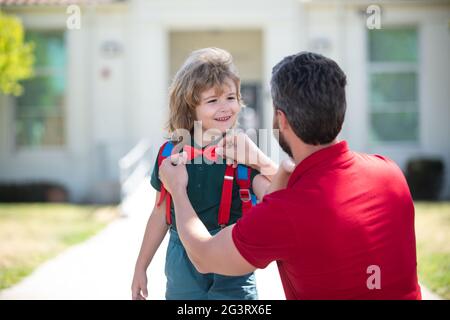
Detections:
[134, 191, 169, 271]
[132, 191, 169, 299]
[250, 152, 278, 201]
[252, 158, 296, 201]
[264, 160, 296, 195]
[252, 174, 270, 201]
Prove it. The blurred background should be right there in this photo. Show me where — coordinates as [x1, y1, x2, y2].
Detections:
[0, 0, 449, 300]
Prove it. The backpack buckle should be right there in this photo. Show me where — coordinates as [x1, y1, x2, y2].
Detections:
[239, 189, 251, 202]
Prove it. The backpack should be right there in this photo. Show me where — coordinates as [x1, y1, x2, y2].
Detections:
[156, 141, 256, 226]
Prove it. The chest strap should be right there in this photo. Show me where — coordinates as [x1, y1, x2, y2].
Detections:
[218, 165, 236, 227]
[156, 141, 174, 225]
[236, 165, 253, 215]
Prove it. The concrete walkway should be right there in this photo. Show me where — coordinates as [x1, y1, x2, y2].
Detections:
[0, 182, 442, 300]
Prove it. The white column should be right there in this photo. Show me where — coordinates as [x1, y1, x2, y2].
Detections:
[420, 21, 450, 198]
[127, 2, 168, 148]
[262, 8, 306, 162]
[340, 11, 369, 153]
[65, 19, 92, 201]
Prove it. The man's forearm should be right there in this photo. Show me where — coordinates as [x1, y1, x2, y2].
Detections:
[170, 187, 212, 272]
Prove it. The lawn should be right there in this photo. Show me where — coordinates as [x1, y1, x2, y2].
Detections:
[0, 204, 118, 290]
[415, 201, 450, 299]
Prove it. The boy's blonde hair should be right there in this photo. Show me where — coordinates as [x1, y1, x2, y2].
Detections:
[167, 47, 242, 133]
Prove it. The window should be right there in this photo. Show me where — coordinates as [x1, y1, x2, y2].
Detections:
[239, 83, 262, 130]
[15, 30, 66, 147]
[368, 28, 419, 143]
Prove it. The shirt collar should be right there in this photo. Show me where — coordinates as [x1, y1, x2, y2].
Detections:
[287, 140, 351, 188]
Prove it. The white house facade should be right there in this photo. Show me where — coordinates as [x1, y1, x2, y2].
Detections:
[0, 0, 449, 202]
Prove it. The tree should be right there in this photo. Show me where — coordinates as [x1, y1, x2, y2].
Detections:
[0, 11, 34, 96]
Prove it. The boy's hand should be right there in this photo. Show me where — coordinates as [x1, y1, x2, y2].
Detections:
[131, 269, 148, 300]
[159, 152, 189, 195]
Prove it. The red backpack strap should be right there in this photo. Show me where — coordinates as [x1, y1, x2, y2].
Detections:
[156, 141, 174, 225]
[217, 165, 236, 227]
[236, 165, 253, 215]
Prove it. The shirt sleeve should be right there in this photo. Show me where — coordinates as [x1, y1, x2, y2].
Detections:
[232, 192, 295, 269]
[150, 153, 161, 192]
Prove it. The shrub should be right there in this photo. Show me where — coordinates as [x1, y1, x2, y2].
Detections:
[406, 158, 444, 200]
[0, 182, 68, 203]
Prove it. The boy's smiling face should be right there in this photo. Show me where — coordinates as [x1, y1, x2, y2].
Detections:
[195, 78, 241, 136]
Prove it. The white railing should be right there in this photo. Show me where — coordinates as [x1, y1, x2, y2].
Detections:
[119, 139, 154, 209]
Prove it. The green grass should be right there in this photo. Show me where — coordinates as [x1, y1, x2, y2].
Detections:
[0, 204, 118, 290]
[415, 202, 450, 299]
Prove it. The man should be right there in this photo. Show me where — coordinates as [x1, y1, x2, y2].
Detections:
[159, 52, 421, 299]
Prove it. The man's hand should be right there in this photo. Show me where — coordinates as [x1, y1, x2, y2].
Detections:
[159, 152, 188, 194]
[216, 132, 277, 176]
[216, 132, 258, 167]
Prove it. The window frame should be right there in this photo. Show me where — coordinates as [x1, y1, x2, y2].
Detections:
[12, 28, 68, 151]
[367, 25, 421, 146]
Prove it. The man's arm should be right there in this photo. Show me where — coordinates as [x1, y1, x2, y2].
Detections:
[157, 153, 293, 276]
[170, 186, 256, 276]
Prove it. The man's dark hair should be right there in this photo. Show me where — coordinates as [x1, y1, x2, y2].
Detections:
[271, 52, 347, 145]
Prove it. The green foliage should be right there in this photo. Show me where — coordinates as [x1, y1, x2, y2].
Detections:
[0, 11, 35, 96]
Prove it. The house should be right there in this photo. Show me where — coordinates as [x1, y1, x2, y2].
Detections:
[0, 0, 449, 202]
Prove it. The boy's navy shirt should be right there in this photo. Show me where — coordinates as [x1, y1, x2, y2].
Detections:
[151, 139, 260, 231]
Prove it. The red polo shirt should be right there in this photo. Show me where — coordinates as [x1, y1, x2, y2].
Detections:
[232, 141, 421, 300]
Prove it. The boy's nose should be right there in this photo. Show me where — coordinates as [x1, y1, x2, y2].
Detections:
[217, 100, 231, 110]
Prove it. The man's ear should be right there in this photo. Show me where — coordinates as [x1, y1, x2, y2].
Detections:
[276, 110, 289, 131]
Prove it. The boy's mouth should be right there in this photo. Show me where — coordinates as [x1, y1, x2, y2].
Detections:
[214, 115, 232, 122]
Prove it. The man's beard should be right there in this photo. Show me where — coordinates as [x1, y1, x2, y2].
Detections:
[273, 118, 293, 158]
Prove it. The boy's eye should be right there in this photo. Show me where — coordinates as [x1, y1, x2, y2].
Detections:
[207, 99, 217, 104]
[227, 96, 236, 100]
